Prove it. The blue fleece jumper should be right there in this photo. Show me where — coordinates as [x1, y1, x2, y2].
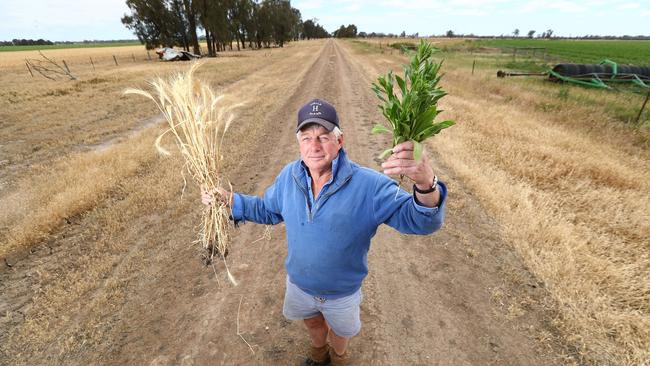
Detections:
[231, 149, 447, 299]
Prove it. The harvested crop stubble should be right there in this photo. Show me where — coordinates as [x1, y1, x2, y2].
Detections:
[124, 62, 243, 284]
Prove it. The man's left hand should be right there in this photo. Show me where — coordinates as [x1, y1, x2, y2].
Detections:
[381, 141, 435, 188]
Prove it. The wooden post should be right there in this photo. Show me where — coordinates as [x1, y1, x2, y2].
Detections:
[113, 55, 119, 66]
[147, 51, 152, 61]
[90, 56, 95, 71]
[634, 88, 650, 124]
[62, 60, 70, 73]
[25, 60, 34, 77]
[132, 53, 136, 62]
[472, 59, 476, 75]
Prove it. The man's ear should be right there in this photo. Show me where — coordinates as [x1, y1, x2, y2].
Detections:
[338, 134, 344, 148]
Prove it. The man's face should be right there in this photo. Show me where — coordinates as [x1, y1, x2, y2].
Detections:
[298, 125, 343, 173]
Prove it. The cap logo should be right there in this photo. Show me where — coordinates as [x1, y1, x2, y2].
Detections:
[309, 102, 323, 116]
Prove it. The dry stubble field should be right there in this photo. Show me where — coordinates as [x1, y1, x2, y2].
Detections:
[0, 39, 648, 365]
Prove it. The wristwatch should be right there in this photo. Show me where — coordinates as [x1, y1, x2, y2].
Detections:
[413, 175, 438, 194]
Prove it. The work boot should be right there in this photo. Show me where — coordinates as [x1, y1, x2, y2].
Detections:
[329, 347, 348, 366]
[299, 344, 331, 366]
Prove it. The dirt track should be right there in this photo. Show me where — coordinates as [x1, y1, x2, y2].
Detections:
[1, 40, 570, 365]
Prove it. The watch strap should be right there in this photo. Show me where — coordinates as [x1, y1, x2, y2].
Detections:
[413, 175, 438, 194]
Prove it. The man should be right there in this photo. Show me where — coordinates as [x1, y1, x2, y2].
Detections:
[202, 98, 446, 366]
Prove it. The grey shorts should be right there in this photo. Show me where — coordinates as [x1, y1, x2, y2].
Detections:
[282, 276, 363, 338]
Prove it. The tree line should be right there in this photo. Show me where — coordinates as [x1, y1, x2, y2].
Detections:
[121, 0, 330, 56]
[1, 39, 55, 46]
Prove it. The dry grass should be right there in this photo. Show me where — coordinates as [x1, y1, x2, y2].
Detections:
[348, 39, 650, 365]
[0, 132, 159, 259]
[1, 129, 180, 361]
[0, 44, 290, 196]
[432, 57, 650, 364]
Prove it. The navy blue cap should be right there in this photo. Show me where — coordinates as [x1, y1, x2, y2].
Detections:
[297, 98, 340, 132]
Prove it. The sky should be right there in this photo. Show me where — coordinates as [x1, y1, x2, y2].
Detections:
[1, 0, 649, 42]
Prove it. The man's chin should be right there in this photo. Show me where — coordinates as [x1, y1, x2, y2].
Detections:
[305, 160, 330, 171]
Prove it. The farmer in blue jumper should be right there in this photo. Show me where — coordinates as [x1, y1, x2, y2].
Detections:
[202, 98, 446, 366]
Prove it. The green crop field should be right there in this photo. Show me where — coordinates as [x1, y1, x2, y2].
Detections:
[0, 41, 141, 52]
[476, 39, 650, 65]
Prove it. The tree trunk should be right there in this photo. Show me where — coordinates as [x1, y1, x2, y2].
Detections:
[239, 29, 246, 49]
[182, 0, 201, 55]
[205, 29, 213, 56]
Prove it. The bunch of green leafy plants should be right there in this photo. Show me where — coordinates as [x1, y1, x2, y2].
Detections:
[371, 40, 455, 162]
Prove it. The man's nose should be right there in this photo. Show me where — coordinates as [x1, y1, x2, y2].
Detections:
[309, 139, 322, 148]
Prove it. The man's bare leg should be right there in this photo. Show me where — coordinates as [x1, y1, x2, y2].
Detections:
[328, 329, 349, 356]
[304, 314, 328, 347]
[302, 314, 331, 364]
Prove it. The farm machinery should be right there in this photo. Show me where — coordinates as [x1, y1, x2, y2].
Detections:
[497, 59, 650, 90]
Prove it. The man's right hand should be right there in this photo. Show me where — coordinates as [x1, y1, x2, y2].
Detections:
[200, 186, 232, 207]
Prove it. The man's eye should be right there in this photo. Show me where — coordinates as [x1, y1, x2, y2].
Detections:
[319, 137, 329, 143]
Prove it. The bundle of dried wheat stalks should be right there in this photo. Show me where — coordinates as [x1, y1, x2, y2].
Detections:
[125, 62, 243, 285]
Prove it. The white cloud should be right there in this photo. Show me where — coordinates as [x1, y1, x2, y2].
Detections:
[342, 3, 363, 12]
[519, 0, 584, 13]
[618, 2, 641, 9]
[0, 0, 131, 39]
[378, 0, 498, 16]
[294, 0, 326, 10]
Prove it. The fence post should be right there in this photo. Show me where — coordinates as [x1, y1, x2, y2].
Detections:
[90, 57, 95, 71]
[113, 55, 119, 66]
[25, 60, 34, 77]
[634, 89, 650, 125]
[62, 60, 71, 73]
[132, 53, 136, 62]
[147, 51, 152, 61]
[472, 59, 476, 75]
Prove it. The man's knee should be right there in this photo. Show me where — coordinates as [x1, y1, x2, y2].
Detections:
[303, 313, 326, 329]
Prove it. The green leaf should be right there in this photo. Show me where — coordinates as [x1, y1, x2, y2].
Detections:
[437, 120, 456, 129]
[371, 124, 392, 134]
[395, 75, 406, 95]
[413, 140, 423, 162]
[378, 148, 393, 160]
